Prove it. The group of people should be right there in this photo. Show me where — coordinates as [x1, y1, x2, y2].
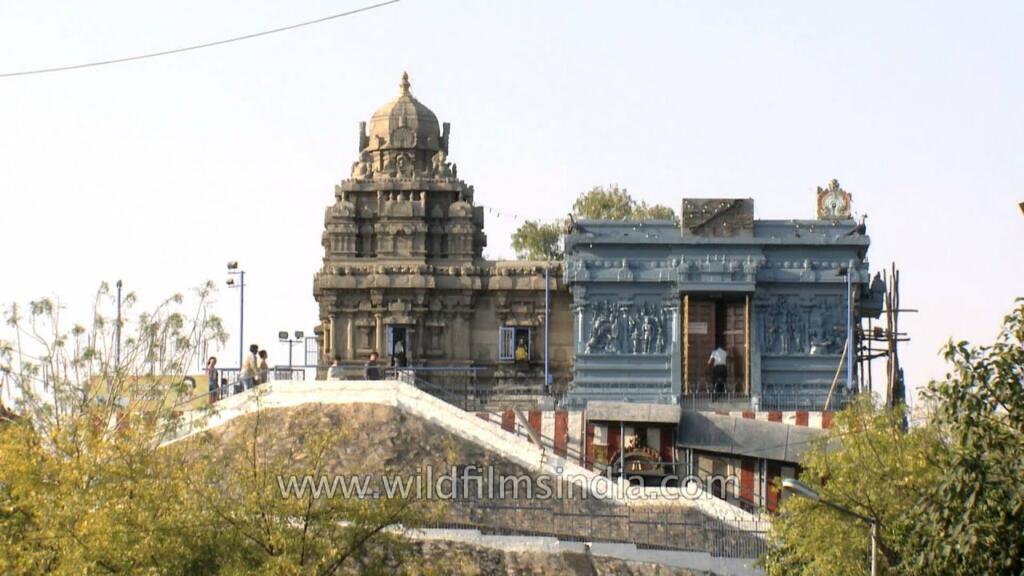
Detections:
[205, 344, 271, 401]
[205, 345, 397, 402]
[327, 351, 385, 381]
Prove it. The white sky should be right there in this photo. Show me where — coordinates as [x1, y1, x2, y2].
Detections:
[1, 1, 1021, 398]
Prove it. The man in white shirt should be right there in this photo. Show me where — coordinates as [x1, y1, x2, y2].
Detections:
[240, 344, 259, 390]
[707, 345, 728, 400]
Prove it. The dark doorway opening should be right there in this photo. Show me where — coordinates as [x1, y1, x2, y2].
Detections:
[386, 325, 409, 368]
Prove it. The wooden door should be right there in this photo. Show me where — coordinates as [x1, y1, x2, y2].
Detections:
[685, 300, 716, 393]
[722, 301, 747, 394]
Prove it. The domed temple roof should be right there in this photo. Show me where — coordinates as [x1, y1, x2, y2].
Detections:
[366, 72, 441, 152]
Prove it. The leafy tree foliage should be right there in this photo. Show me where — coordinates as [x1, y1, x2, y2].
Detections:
[905, 299, 1024, 575]
[0, 284, 438, 574]
[510, 220, 564, 260]
[763, 300, 1024, 575]
[762, 398, 940, 575]
[570, 184, 677, 222]
[510, 184, 677, 260]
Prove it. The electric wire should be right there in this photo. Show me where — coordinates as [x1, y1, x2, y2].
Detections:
[0, 0, 401, 78]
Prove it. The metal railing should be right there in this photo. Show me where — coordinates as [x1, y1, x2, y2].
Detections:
[391, 367, 483, 411]
[679, 390, 753, 412]
[758, 389, 854, 412]
[679, 388, 857, 413]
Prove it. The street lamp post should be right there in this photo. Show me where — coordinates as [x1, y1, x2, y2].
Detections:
[227, 262, 245, 369]
[115, 280, 123, 368]
[782, 478, 878, 576]
[278, 330, 304, 370]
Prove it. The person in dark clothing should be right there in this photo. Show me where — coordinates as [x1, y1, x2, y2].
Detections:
[364, 351, 383, 381]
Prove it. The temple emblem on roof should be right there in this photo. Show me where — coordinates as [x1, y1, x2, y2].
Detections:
[816, 179, 852, 220]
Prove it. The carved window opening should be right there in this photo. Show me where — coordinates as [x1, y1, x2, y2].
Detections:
[498, 326, 531, 361]
[439, 234, 449, 259]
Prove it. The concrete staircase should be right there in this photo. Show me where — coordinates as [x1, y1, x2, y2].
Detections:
[167, 379, 760, 526]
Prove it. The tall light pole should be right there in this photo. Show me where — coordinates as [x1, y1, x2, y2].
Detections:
[115, 280, 123, 368]
[544, 264, 550, 392]
[783, 478, 878, 576]
[227, 262, 245, 369]
[278, 330, 304, 370]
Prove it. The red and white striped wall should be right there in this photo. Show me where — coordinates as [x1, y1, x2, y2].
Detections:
[708, 410, 833, 430]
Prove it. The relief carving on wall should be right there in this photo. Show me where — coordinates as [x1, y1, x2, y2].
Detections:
[756, 294, 846, 356]
[583, 300, 669, 355]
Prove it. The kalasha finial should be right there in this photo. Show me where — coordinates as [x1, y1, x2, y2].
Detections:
[399, 71, 410, 95]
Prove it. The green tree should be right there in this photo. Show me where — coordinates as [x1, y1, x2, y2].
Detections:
[510, 220, 564, 260]
[0, 284, 437, 574]
[510, 185, 677, 260]
[905, 299, 1024, 575]
[763, 300, 1024, 575]
[571, 184, 677, 222]
[761, 398, 940, 575]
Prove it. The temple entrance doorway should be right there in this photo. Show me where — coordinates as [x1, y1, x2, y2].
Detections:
[385, 325, 410, 368]
[682, 294, 750, 397]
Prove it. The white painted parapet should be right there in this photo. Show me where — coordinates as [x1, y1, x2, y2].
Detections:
[167, 380, 762, 526]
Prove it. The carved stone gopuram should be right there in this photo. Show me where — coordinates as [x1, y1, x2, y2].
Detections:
[313, 73, 572, 403]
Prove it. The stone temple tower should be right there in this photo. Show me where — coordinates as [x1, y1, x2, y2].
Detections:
[313, 73, 573, 394]
[323, 71, 486, 264]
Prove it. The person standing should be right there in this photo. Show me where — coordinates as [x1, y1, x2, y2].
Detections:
[205, 356, 219, 402]
[257, 350, 269, 385]
[707, 345, 728, 400]
[392, 339, 408, 368]
[328, 356, 345, 380]
[514, 338, 529, 362]
[364, 351, 382, 381]
[240, 344, 259, 390]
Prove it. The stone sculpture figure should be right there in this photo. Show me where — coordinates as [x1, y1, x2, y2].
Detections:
[396, 153, 415, 177]
[641, 314, 654, 354]
[351, 150, 374, 178]
[608, 313, 622, 353]
[582, 300, 670, 355]
[631, 321, 642, 354]
[432, 150, 452, 177]
[585, 312, 611, 354]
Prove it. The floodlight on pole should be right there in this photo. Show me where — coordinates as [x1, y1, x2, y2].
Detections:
[226, 263, 246, 369]
[278, 330, 304, 370]
[115, 280, 123, 368]
[782, 478, 878, 576]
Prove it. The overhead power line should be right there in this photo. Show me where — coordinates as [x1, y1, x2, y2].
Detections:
[0, 0, 401, 78]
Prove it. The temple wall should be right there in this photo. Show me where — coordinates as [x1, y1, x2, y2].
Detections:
[563, 214, 881, 411]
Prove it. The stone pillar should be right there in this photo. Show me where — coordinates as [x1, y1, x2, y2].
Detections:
[745, 294, 751, 396]
[669, 302, 682, 400]
[683, 294, 690, 395]
[346, 317, 355, 360]
[375, 313, 384, 354]
[454, 312, 471, 361]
